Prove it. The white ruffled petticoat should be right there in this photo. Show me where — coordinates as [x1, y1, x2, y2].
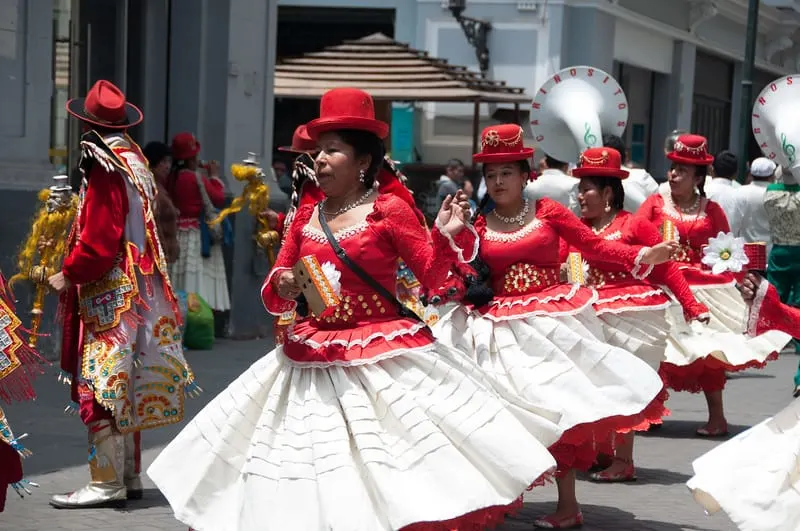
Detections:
[433, 300, 665, 434]
[147, 341, 559, 531]
[597, 310, 668, 370]
[664, 284, 791, 369]
[688, 397, 800, 531]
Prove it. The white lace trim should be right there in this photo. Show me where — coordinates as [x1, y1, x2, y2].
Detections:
[276, 343, 436, 368]
[302, 221, 369, 243]
[484, 218, 543, 242]
[482, 288, 599, 322]
[746, 278, 771, 336]
[594, 290, 671, 315]
[595, 303, 671, 316]
[287, 320, 429, 349]
[602, 230, 623, 241]
[595, 289, 667, 305]
[630, 247, 655, 280]
[434, 219, 479, 263]
[262, 266, 294, 316]
[659, 186, 708, 221]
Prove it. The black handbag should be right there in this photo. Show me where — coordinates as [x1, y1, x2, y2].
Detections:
[317, 207, 424, 324]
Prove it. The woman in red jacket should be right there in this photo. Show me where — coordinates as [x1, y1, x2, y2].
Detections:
[638, 134, 790, 437]
[168, 132, 230, 313]
[565, 146, 710, 482]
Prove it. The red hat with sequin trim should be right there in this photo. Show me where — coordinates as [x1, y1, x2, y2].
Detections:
[667, 134, 715, 165]
[278, 124, 317, 153]
[306, 88, 389, 140]
[572, 147, 629, 179]
[473, 124, 535, 164]
[66, 80, 143, 129]
[171, 132, 201, 161]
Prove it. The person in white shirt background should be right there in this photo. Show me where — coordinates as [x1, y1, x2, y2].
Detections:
[525, 153, 580, 215]
[705, 150, 741, 235]
[603, 133, 659, 211]
[734, 157, 775, 253]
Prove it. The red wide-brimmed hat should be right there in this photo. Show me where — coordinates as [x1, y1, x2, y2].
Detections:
[306, 88, 389, 140]
[667, 134, 714, 165]
[572, 147, 629, 179]
[171, 132, 201, 161]
[278, 124, 317, 153]
[66, 80, 143, 129]
[472, 124, 535, 164]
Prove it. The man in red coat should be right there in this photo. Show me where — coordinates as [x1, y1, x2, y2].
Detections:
[48, 80, 198, 509]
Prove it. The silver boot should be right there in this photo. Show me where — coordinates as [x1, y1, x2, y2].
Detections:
[50, 420, 127, 509]
[124, 431, 143, 500]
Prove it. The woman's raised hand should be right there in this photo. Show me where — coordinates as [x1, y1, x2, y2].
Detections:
[436, 190, 472, 237]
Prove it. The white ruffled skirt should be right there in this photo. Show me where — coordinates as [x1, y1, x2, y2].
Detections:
[433, 304, 666, 437]
[170, 226, 231, 312]
[687, 398, 800, 531]
[597, 309, 668, 370]
[665, 285, 790, 368]
[147, 342, 559, 531]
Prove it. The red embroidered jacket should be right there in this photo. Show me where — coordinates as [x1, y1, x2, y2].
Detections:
[566, 211, 708, 320]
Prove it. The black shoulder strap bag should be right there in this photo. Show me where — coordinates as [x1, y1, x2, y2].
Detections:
[317, 207, 425, 324]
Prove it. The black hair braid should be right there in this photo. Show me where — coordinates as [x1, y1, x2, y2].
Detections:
[472, 194, 491, 224]
[382, 156, 415, 195]
[695, 165, 708, 197]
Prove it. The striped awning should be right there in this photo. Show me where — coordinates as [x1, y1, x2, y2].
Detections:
[275, 33, 529, 104]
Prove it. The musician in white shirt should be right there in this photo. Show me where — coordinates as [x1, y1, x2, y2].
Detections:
[525, 154, 580, 215]
[734, 157, 775, 253]
[603, 134, 659, 211]
[706, 150, 741, 234]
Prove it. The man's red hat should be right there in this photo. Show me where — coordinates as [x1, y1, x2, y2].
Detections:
[66, 80, 142, 129]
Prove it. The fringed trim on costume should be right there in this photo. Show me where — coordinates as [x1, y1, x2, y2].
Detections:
[11, 478, 39, 498]
[0, 371, 37, 404]
[184, 380, 203, 398]
[5, 432, 31, 458]
[81, 140, 124, 174]
[89, 310, 141, 348]
[399, 467, 555, 531]
[57, 370, 73, 386]
[63, 401, 79, 415]
[658, 352, 779, 393]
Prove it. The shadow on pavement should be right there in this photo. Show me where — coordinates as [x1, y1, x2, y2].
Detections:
[511, 502, 724, 531]
[639, 419, 751, 441]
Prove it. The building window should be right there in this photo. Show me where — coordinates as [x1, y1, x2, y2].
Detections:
[692, 52, 733, 155]
[51, 0, 72, 172]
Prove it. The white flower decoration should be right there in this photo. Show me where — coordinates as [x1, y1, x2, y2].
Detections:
[320, 261, 342, 297]
[701, 232, 749, 275]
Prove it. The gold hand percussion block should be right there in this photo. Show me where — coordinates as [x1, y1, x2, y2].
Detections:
[661, 219, 677, 241]
[566, 252, 586, 285]
[292, 255, 340, 318]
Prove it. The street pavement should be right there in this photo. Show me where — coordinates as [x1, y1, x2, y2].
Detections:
[2, 337, 794, 531]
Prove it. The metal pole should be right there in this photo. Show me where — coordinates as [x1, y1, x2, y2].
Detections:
[737, 0, 760, 184]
